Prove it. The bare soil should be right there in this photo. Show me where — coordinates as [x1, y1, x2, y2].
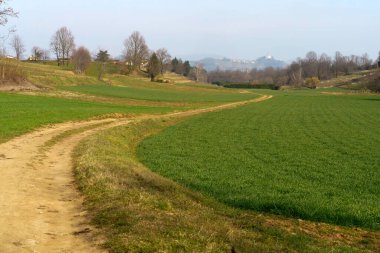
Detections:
[0, 81, 40, 91]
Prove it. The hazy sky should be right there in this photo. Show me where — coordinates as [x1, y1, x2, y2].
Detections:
[4, 0, 380, 61]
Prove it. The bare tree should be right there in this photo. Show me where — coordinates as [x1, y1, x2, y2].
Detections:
[0, 0, 17, 40]
[334, 51, 344, 78]
[31, 46, 43, 61]
[50, 27, 75, 66]
[0, 0, 17, 26]
[189, 64, 207, 82]
[156, 48, 171, 74]
[71, 46, 91, 74]
[41, 49, 50, 62]
[301, 51, 318, 78]
[123, 31, 149, 72]
[360, 53, 372, 70]
[9, 34, 24, 60]
[318, 53, 332, 80]
[287, 62, 303, 86]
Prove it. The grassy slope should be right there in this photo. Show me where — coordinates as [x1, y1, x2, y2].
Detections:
[0, 92, 172, 143]
[0, 62, 259, 142]
[74, 119, 377, 253]
[138, 91, 380, 230]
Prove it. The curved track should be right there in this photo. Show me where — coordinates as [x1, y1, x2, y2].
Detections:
[0, 95, 271, 252]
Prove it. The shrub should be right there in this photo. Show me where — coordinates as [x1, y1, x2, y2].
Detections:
[366, 77, 380, 92]
[71, 47, 92, 74]
[304, 77, 320, 89]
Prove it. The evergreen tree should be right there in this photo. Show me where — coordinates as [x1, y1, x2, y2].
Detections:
[183, 61, 191, 76]
[95, 50, 110, 81]
[171, 57, 179, 72]
[148, 53, 160, 81]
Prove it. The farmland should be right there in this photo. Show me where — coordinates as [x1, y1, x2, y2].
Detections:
[0, 92, 173, 143]
[138, 91, 380, 230]
[0, 62, 261, 143]
[61, 84, 259, 103]
[1, 61, 379, 252]
[74, 116, 378, 253]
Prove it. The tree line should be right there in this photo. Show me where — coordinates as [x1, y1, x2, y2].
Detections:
[1, 0, 379, 87]
[208, 51, 380, 89]
[5, 27, 209, 82]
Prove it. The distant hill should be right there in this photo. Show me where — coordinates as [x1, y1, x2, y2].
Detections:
[190, 55, 287, 72]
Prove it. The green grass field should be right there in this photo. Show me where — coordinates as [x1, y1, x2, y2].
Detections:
[138, 92, 380, 230]
[74, 119, 373, 253]
[60, 84, 259, 103]
[0, 92, 172, 143]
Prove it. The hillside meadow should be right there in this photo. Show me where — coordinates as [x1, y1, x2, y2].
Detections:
[0, 62, 260, 143]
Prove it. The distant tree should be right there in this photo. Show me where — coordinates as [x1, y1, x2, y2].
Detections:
[287, 62, 303, 86]
[334, 51, 344, 77]
[123, 31, 149, 72]
[41, 49, 50, 62]
[378, 51, 380, 68]
[147, 52, 160, 81]
[9, 34, 25, 60]
[171, 57, 179, 72]
[171, 57, 185, 75]
[317, 53, 332, 80]
[183, 61, 191, 76]
[360, 53, 372, 70]
[71, 46, 91, 74]
[155, 48, 171, 74]
[95, 49, 110, 81]
[50, 26, 75, 66]
[31, 46, 43, 61]
[189, 64, 207, 82]
[301, 51, 318, 78]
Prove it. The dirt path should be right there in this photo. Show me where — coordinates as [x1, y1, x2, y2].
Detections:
[0, 95, 272, 253]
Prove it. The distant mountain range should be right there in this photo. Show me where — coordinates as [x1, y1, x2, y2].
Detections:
[190, 55, 287, 72]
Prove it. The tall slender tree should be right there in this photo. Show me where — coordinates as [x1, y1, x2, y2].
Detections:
[9, 34, 25, 60]
[95, 50, 110, 81]
[147, 52, 160, 81]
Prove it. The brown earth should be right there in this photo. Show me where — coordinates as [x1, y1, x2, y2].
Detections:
[0, 81, 40, 91]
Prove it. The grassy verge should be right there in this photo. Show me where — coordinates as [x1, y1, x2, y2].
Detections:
[0, 92, 172, 143]
[138, 92, 380, 230]
[73, 118, 378, 253]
